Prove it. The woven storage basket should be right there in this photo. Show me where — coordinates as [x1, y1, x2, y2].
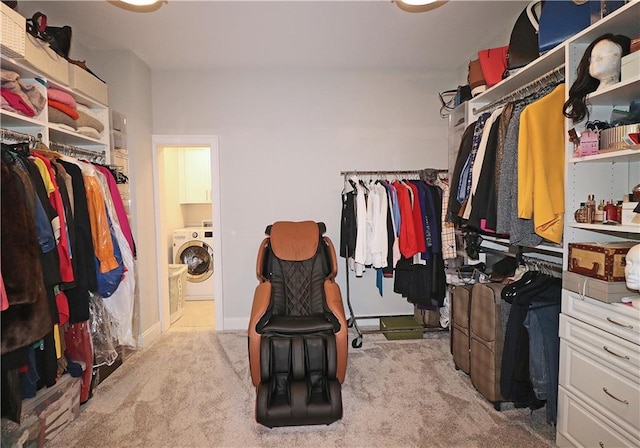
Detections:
[1, 3, 25, 59]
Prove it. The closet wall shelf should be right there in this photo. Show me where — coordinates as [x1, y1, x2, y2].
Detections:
[568, 222, 640, 235]
[49, 126, 106, 148]
[569, 148, 640, 164]
[1, 110, 44, 128]
[481, 234, 564, 254]
[586, 76, 640, 106]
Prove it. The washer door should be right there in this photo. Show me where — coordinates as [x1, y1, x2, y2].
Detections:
[174, 241, 213, 283]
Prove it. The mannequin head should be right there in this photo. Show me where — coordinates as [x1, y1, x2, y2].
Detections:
[625, 244, 640, 292]
[563, 33, 631, 123]
[589, 39, 623, 91]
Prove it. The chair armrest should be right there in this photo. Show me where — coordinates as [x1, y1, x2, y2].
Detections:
[248, 281, 271, 387]
[324, 279, 348, 383]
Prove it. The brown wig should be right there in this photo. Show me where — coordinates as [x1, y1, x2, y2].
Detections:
[563, 34, 631, 123]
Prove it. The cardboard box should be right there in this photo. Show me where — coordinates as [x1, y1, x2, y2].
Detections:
[380, 316, 423, 340]
[1, 2, 25, 58]
[621, 51, 640, 82]
[69, 63, 108, 105]
[562, 270, 635, 303]
[568, 242, 636, 282]
[621, 202, 640, 226]
[16, 34, 69, 84]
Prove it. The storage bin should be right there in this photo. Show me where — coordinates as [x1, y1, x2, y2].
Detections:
[169, 264, 188, 323]
[621, 51, 640, 82]
[16, 34, 69, 84]
[562, 270, 634, 303]
[1, 2, 25, 58]
[69, 63, 108, 105]
[568, 242, 637, 282]
[379, 315, 423, 340]
[0, 374, 81, 447]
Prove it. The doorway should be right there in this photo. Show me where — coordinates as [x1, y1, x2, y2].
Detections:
[152, 135, 223, 333]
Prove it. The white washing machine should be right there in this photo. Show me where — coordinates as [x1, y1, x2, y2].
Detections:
[172, 227, 214, 299]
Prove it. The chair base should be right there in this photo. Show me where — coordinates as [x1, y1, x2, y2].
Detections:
[256, 380, 343, 428]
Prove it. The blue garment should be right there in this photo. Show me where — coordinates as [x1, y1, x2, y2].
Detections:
[524, 302, 560, 424]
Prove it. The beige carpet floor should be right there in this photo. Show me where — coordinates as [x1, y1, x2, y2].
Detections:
[46, 328, 556, 448]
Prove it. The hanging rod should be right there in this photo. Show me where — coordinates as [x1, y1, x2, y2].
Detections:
[472, 65, 565, 115]
[1, 127, 39, 143]
[50, 141, 105, 161]
[340, 168, 447, 176]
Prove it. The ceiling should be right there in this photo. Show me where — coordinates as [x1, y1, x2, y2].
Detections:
[16, 0, 527, 71]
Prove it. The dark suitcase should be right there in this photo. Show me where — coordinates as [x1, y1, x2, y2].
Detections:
[469, 283, 510, 410]
[450, 285, 473, 374]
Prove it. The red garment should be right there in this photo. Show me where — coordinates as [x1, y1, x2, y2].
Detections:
[0, 272, 8, 311]
[31, 153, 74, 283]
[64, 322, 94, 403]
[1, 88, 35, 117]
[407, 182, 426, 254]
[48, 99, 79, 120]
[393, 181, 418, 259]
[55, 290, 70, 325]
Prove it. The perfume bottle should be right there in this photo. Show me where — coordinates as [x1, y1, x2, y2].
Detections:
[574, 202, 589, 223]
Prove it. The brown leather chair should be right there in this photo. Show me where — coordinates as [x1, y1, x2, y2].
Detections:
[248, 221, 348, 428]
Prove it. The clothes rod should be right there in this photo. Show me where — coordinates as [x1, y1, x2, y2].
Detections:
[341, 169, 447, 176]
[1, 127, 39, 143]
[49, 141, 105, 160]
[472, 65, 565, 115]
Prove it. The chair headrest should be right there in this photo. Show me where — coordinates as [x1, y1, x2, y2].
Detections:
[267, 221, 324, 261]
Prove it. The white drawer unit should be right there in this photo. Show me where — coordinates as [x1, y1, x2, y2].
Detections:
[562, 290, 640, 345]
[557, 292, 640, 447]
[556, 387, 638, 448]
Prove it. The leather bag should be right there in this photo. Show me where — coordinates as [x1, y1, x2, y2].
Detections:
[468, 59, 486, 96]
[538, 0, 625, 54]
[506, 1, 542, 71]
[477, 46, 508, 88]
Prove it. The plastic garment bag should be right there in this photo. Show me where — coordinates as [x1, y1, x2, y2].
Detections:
[88, 293, 119, 367]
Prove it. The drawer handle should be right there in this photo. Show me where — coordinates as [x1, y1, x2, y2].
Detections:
[570, 258, 599, 276]
[599, 443, 604, 448]
[602, 387, 629, 405]
[603, 345, 630, 360]
[606, 317, 634, 329]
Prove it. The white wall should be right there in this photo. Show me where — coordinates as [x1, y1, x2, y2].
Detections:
[152, 68, 453, 330]
[162, 148, 186, 262]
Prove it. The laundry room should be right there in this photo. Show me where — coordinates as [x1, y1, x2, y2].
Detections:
[161, 144, 216, 328]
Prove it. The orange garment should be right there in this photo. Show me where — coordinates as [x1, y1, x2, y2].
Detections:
[84, 175, 118, 273]
[48, 99, 79, 120]
[517, 84, 565, 244]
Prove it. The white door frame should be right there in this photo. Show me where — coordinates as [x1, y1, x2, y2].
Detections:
[151, 135, 223, 332]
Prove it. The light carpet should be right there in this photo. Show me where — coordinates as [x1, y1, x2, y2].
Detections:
[46, 328, 556, 448]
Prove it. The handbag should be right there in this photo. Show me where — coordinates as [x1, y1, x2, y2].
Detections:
[506, 1, 542, 71]
[538, 0, 625, 53]
[26, 12, 72, 59]
[477, 46, 508, 88]
[439, 85, 472, 117]
[468, 59, 486, 96]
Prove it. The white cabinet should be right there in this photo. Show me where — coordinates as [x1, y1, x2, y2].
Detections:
[556, 3, 640, 447]
[178, 147, 211, 204]
[1, 56, 110, 162]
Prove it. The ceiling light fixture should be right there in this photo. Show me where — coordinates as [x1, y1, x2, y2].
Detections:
[121, 0, 158, 5]
[395, 0, 449, 13]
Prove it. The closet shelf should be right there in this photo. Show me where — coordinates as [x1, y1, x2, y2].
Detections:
[49, 126, 106, 148]
[568, 222, 640, 234]
[0, 110, 45, 128]
[481, 234, 564, 254]
[586, 75, 640, 106]
[569, 148, 640, 164]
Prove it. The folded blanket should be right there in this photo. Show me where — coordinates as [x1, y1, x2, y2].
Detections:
[48, 106, 78, 130]
[77, 126, 101, 140]
[1, 69, 46, 114]
[76, 109, 104, 133]
[49, 99, 80, 120]
[48, 88, 77, 109]
[2, 88, 35, 117]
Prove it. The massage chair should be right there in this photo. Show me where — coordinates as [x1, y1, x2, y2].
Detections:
[247, 221, 348, 428]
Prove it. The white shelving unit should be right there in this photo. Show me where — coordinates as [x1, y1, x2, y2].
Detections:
[461, 2, 640, 446]
[1, 56, 110, 161]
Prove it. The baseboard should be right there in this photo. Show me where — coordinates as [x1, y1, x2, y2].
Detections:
[223, 317, 248, 331]
[138, 322, 161, 348]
